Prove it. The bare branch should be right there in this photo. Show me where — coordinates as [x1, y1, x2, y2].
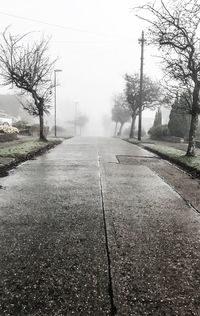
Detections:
[0, 27, 58, 140]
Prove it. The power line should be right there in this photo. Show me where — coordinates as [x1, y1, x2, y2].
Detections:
[52, 39, 136, 44]
[0, 11, 140, 43]
[0, 11, 107, 37]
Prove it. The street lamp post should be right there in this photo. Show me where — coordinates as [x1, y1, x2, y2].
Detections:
[54, 69, 62, 137]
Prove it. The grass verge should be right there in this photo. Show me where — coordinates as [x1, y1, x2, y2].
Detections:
[0, 140, 61, 158]
[0, 139, 62, 176]
[124, 138, 200, 177]
[142, 144, 200, 176]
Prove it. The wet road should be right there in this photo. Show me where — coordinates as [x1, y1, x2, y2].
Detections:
[0, 137, 200, 315]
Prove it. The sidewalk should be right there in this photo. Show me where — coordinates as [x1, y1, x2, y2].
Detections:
[1, 137, 200, 315]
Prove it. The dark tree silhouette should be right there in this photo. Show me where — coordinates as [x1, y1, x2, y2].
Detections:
[0, 28, 56, 140]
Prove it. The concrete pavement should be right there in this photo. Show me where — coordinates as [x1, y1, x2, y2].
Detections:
[0, 137, 200, 315]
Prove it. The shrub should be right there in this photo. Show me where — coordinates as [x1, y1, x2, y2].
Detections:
[0, 125, 19, 134]
[13, 120, 30, 130]
[13, 120, 32, 136]
[148, 124, 169, 140]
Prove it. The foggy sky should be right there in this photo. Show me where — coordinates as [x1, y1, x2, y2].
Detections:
[0, 0, 163, 135]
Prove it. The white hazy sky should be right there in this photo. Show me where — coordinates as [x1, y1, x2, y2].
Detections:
[0, 0, 163, 135]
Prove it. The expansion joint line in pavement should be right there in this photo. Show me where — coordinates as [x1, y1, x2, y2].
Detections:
[97, 152, 117, 316]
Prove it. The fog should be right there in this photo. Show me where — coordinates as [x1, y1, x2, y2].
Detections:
[0, 0, 164, 136]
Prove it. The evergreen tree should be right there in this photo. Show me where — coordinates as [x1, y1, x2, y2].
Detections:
[153, 107, 162, 127]
[168, 95, 190, 138]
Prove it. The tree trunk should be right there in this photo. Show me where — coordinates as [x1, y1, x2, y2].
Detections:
[186, 84, 200, 156]
[118, 122, 124, 136]
[39, 106, 47, 141]
[186, 112, 198, 156]
[114, 121, 118, 136]
[129, 114, 136, 138]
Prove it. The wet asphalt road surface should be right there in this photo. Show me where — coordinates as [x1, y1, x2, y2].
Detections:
[0, 137, 200, 315]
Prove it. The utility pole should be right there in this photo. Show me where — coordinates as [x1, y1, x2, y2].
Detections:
[138, 31, 146, 141]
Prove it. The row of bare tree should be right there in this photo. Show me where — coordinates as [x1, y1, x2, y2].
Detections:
[111, 74, 161, 138]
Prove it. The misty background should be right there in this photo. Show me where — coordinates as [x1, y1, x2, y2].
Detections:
[0, 0, 170, 136]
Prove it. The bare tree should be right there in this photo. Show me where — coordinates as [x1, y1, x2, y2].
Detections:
[136, 0, 200, 155]
[0, 28, 56, 141]
[111, 94, 131, 136]
[124, 73, 160, 138]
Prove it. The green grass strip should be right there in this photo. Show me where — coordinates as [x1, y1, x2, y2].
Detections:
[0, 140, 57, 158]
[145, 144, 200, 172]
